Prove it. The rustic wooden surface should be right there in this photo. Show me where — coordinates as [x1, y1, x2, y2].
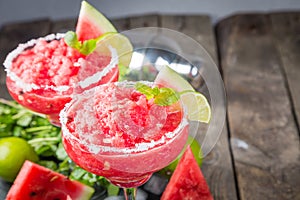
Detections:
[270, 12, 300, 134]
[1, 12, 300, 200]
[217, 12, 300, 200]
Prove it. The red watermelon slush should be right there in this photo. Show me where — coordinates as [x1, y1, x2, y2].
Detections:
[60, 81, 189, 188]
[4, 33, 119, 125]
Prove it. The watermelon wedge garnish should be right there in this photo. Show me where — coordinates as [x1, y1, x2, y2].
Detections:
[76, 1, 117, 41]
[72, 0, 133, 70]
[161, 146, 214, 200]
[6, 161, 94, 200]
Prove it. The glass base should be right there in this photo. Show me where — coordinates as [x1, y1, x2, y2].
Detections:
[123, 188, 137, 200]
[109, 174, 152, 188]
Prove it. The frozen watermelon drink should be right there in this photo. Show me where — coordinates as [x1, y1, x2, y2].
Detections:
[60, 62, 214, 199]
[4, 34, 118, 125]
[60, 81, 189, 189]
[3, 1, 130, 126]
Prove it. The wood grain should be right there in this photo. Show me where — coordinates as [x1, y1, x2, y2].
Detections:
[217, 13, 300, 200]
[270, 12, 300, 134]
[160, 15, 218, 62]
[51, 18, 77, 33]
[129, 14, 159, 28]
[112, 18, 131, 32]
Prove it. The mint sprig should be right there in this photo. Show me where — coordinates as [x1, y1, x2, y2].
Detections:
[64, 31, 95, 55]
[64, 31, 115, 56]
[135, 83, 180, 106]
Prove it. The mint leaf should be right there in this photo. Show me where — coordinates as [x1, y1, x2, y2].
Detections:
[135, 83, 179, 106]
[81, 39, 97, 55]
[64, 31, 97, 55]
[135, 82, 156, 100]
[154, 87, 180, 106]
[64, 31, 81, 49]
[64, 31, 118, 56]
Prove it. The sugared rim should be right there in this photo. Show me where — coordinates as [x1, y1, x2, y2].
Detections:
[3, 33, 119, 93]
[59, 81, 189, 154]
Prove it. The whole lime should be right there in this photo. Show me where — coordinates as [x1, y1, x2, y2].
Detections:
[0, 137, 39, 182]
[159, 136, 203, 178]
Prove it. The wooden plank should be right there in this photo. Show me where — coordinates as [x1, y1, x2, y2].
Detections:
[0, 19, 51, 100]
[112, 18, 131, 32]
[161, 15, 238, 200]
[270, 12, 300, 133]
[114, 14, 160, 36]
[129, 14, 159, 28]
[217, 14, 300, 200]
[160, 15, 218, 62]
[51, 18, 76, 33]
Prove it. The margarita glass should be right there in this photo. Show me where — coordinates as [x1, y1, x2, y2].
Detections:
[60, 28, 226, 199]
[60, 81, 189, 196]
[4, 33, 119, 126]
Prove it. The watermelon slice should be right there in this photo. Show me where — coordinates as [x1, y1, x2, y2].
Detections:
[6, 161, 94, 200]
[76, 1, 117, 41]
[161, 146, 213, 200]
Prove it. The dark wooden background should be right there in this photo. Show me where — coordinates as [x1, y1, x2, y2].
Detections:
[0, 12, 300, 200]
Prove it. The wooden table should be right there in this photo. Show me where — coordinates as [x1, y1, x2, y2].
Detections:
[0, 13, 299, 200]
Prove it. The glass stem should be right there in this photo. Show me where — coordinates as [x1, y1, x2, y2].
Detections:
[123, 187, 137, 200]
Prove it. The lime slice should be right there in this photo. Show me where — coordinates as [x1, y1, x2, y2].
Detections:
[154, 66, 211, 123]
[181, 92, 211, 123]
[94, 32, 133, 67]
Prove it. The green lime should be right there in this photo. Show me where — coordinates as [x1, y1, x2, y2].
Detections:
[0, 137, 39, 182]
[158, 136, 203, 178]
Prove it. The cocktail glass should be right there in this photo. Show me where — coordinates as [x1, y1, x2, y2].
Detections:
[60, 81, 189, 199]
[4, 33, 119, 126]
[60, 27, 226, 199]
